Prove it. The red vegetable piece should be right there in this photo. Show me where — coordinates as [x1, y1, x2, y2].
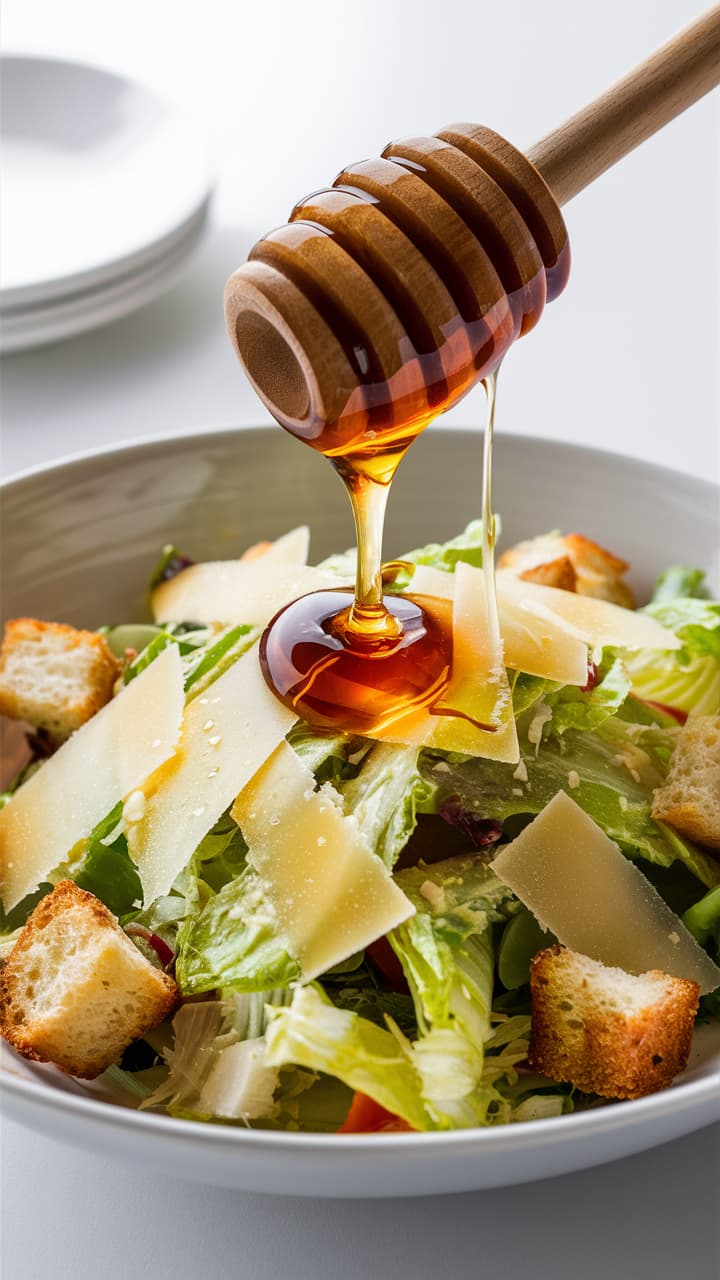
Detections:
[366, 937, 409, 993]
[338, 1091, 415, 1133]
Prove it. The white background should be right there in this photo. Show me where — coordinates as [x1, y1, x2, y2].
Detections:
[1, 1, 718, 1276]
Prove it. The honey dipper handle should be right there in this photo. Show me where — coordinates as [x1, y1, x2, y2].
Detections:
[527, 5, 720, 205]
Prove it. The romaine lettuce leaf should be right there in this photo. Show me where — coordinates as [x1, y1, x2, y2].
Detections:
[286, 722, 368, 785]
[544, 656, 631, 737]
[175, 866, 300, 995]
[73, 804, 143, 917]
[422, 717, 720, 889]
[339, 743, 436, 869]
[403, 519, 487, 572]
[624, 569, 720, 715]
[265, 984, 433, 1130]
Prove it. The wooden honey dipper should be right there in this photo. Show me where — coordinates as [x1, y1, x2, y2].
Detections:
[225, 6, 719, 474]
[224, 6, 719, 736]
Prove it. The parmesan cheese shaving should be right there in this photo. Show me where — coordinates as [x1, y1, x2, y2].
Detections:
[128, 647, 297, 905]
[151, 560, 339, 627]
[0, 645, 185, 911]
[409, 563, 589, 685]
[377, 562, 519, 761]
[231, 741, 414, 981]
[257, 526, 310, 565]
[491, 791, 720, 993]
[496, 570, 681, 651]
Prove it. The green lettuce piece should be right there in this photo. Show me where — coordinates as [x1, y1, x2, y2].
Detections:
[683, 885, 720, 950]
[511, 672, 551, 716]
[388, 857, 523, 1127]
[497, 909, 555, 990]
[65, 803, 142, 917]
[652, 566, 711, 602]
[265, 984, 433, 1130]
[422, 717, 720, 889]
[624, 570, 720, 715]
[544, 656, 631, 737]
[320, 977, 417, 1038]
[182, 624, 257, 699]
[104, 623, 166, 662]
[175, 866, 300, 995]
[147, 545, 193, 594]
[122, 622, 257, 695]
[339, 743, 436, 869]
[286, 722, 368, 784]
[403, 519, 486, 572]
[389, 858, 504, 1045]
[683, 885, 720, 1018]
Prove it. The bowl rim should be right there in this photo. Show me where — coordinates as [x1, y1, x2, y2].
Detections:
[2, 422, 717, 499]
[2, 1047, 718, 1153]
[1, 426, 718, 1154]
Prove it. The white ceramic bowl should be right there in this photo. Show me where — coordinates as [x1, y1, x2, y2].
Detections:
[1, 427, 718, 1197]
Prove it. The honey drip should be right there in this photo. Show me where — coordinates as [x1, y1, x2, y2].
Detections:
[260, 373, 500, 736]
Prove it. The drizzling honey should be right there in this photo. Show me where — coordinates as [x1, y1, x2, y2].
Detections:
[226, 126, 570, 733]
[259, 369, 502, 736]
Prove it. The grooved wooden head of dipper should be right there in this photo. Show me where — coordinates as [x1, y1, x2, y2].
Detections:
[224, 125, 570, 461]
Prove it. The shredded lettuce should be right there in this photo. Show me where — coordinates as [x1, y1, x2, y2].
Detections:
[624, 567, 720, 714]
[141, 989, 293, 1119]
[265, 985, 434, 1130]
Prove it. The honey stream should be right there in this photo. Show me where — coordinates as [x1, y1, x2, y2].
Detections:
[259, 373, 501, 735]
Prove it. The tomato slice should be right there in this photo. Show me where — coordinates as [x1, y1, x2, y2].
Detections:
[338, 1091, 415, 1133]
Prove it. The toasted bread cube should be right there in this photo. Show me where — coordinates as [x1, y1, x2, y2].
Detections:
[528, 945, 700, 1100]
[0, 881, 178, 1079]
[518, 554, 578, 592]
[651, 715, 720, 851]
[499, 532, 635, 607]
[0, 618, 120, 742]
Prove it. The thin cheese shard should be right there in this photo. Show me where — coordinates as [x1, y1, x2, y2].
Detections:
[410, 564, 589, 685]
[152, 560, 339, 627]
[496, 571, 681, 651]
[231, 741, 414, 981]
[0, 645, 185, 911]
[491, 790, 720, 994]
[128, 647, 297, 905]
[259, 526, 310, 564]
[378, 562, 519, 762]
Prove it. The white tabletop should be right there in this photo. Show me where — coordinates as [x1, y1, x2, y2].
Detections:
[1, 1, 718, 1275]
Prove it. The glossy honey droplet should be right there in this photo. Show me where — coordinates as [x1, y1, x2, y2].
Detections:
[260, 589, 452, 735]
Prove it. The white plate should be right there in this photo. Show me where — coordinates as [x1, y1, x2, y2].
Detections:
[0, 55, 213, 309]
[0, 206, 207, 352]
[1, 427, 718, 1197]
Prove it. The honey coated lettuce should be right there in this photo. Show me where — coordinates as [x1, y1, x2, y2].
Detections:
[0, 521, 719, 1131]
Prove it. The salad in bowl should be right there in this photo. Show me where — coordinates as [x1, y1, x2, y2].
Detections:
[1, 488, 718, 1140]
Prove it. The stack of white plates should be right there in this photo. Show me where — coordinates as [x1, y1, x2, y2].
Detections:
[0, 55, 214, 353]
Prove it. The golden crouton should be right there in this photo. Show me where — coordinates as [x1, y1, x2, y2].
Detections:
[0, 881, 178, 1079]
[499, 532, 635, 607]
[528, 945, 699, 1100]
[0, 618, 120, 742]
[652, 715, 720, 851]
